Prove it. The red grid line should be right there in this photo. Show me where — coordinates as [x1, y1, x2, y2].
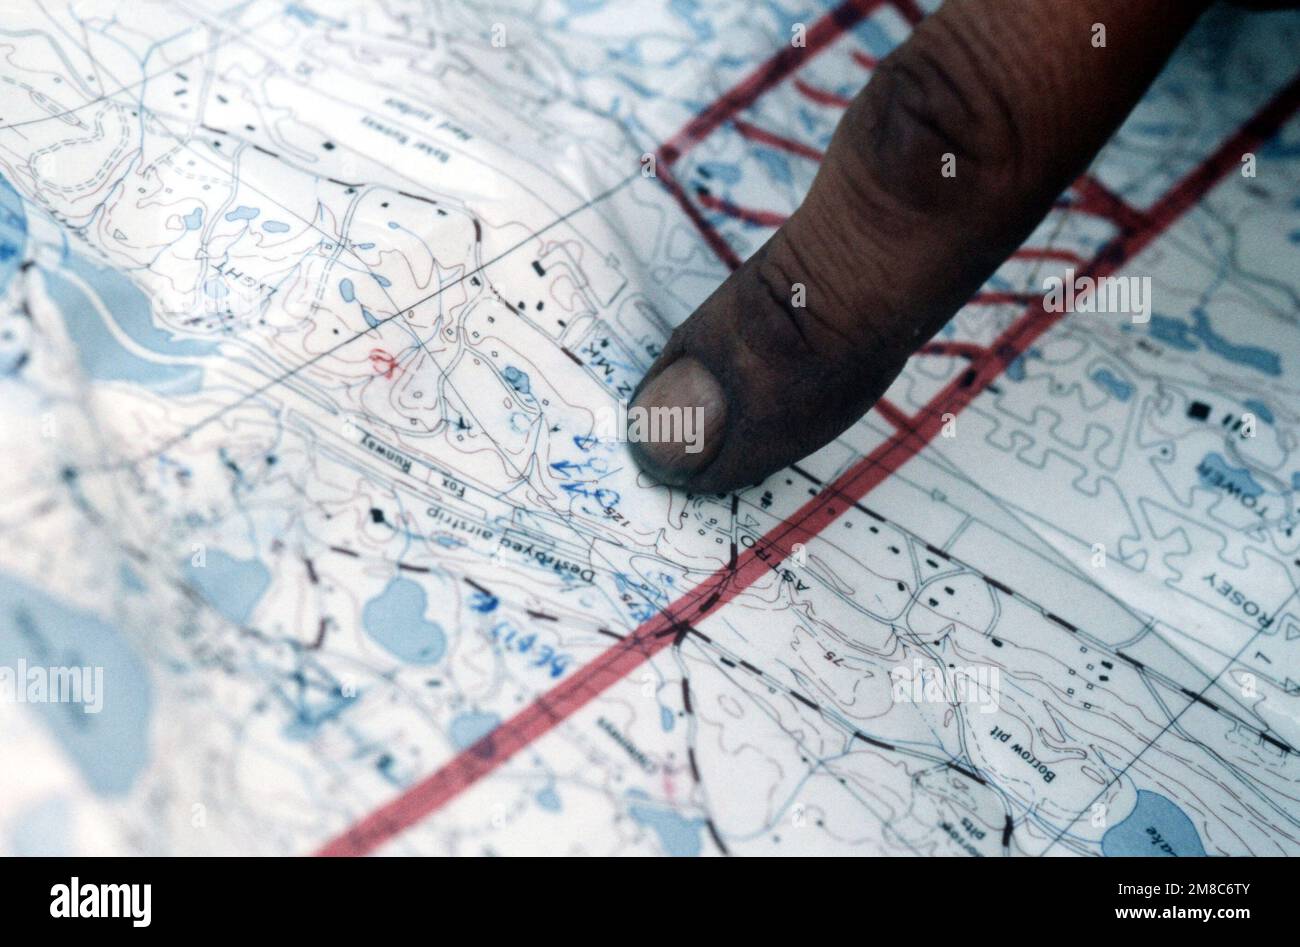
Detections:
[919, 340, 987, 360]
[316, 41, 1300, 859]
[658, 0, 886, 164]
[655, 161, 745, 269]
[873, 398, 914, 430]
[969, 291, 1037, 306]
[732, 117, 826, 161]
[697, 191, 790, 227]
[851, 50, 878, 70]
[793, 77, 854, 108]
[1012, 247, 1089, 267]
[892, 0, 925, 26]
[654, 0, 888, 272]
[1070, 174, 1150, 234]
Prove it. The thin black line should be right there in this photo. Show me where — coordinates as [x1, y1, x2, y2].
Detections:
[1039, 625, 1269, 855]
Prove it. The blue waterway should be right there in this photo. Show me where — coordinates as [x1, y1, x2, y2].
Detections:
[1147, 315, 1198, 351]
[182, 207, 203, 230]
[0, 180, 26, 374]
[283, 681, 355, 742]
[668, 0, 714, 41]
[66, 256, 217, 358]
[184, 549, 271, 626]
[286, 3, 321, 26]
[502, 365, 531, 395]
[118, 564, 146, 594]
[752, 149, 793, 186]
[628, 789, 704, 856]
[45, 255, 217, 394]
[1090, 367, 1134, 401]
[0, 174, 26, 294]
[339, 278, 355, 303]
[449, 709, 500, 749]
[535, 785, 561, 811]
[1147, 309, 1281, 376]
[262, 220, 289, 233]
[362, 576, 446, 664]
[1244, 399, 1274, 424]
[1102, 790, 1206, 856]
[224, 205, 259, 222]
[1006, 347, 1041, 383]
[1197, 452, 1264, 498]
[852, 14, 897, 58]
[8, 795, 73, 855]
[0, 570, 152, 795]
[698, 162, 741, 186]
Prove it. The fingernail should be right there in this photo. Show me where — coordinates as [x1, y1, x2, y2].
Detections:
[626, 357, 726, 485]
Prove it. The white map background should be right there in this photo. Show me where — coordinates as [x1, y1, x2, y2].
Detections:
[0, 0, 1298, 855]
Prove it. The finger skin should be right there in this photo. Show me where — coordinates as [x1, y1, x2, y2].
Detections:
[630, 0, 1209, 492]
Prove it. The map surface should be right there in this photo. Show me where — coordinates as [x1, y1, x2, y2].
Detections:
[1, 0, 1299, 856]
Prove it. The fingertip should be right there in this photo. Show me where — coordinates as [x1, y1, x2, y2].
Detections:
[626, 357, 727, 486]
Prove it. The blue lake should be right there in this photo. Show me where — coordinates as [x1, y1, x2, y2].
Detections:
[1102, 790, 1206, 856]
[449, 709, 500, 749]
[0, 570, 152, 795]
[1197, 452, 1264, 499]
[362, 576, 446, 664]
[628, 789, 704, 856]
[184, 549, 272, 626]
[1090, 367, 1134, 402]
[45, 255, 217, 394]
[0, 173, 27, 294]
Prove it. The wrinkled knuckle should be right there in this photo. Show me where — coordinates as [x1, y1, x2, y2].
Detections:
[844, 24, 1028, 211]
[743, 236, 884, 365]
[744, 245, 823, 364]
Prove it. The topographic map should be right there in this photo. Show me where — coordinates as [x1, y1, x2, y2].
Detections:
[0, 0, 1299, 857]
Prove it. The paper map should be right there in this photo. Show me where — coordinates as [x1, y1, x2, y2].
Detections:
[1, 0, 1299, 856]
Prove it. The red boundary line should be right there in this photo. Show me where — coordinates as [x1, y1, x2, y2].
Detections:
[1012, 247, 1089, 267]
[658, 0, 885, 164]
[969, 291, 1036, 306]
[793, 77, 853, 109]
[919, 340, 987, 360]
[1070, 174, 1150, 234]
[653, 0, 887, 272]
[655, 162, 746, 269]
[892, 0, 925, 26]
[732, 118, 826, 161]
[873, 398, 913, 430]
[316, 58, 1300, 860]
[851, 50, 878, 70]
[697, 191, 790, 227]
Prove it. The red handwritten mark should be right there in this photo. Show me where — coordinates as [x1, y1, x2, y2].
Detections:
[369, 349, 400, 380]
